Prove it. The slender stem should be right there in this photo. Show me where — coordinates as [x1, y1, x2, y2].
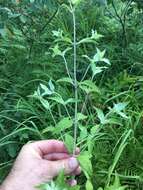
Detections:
[69, 2, 78, 155]
[81, 94, 89, 114]
[62, 55, 73, 81]
[49, 108, 57, 126]
[64, 105, 71, 119]
[80, 64, 91, 82]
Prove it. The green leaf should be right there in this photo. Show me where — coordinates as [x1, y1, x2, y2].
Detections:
[77, 30, 102, 45]
[79, 80, 100, 94]
[112, 103, 128, 119]
[39, 83, 53, 96]
[117, 112, 128, 119]
[51, 44, 62, 57]
[65, 98, 76, 105]
[20, 15, 27, 23]
[57, 77, 74, 85]
[65, 134, 74, 154]
[42, 126, 55, 134]
[77, 113, 87, 121]
[54, 117, 73, 134]
[91, 64, 107, 77]
[105, 175, 127, 190]
[113, 103, 128, 112]
[36, 181, 65, 190]
[86, 180, 93, 190]
[56, 170, 66, 188]
[77, 151, 93, 179]
[102, 58, 110, 65]
[92, 48, 110, 65]
[93, 48, 105, 62]
[37, 170, 80, 190]
[40, 98, 50, 110]
[95, 108, 105, 124]
[91, 29, 103, 39]
[90, 125, 100, 134]
[104, 118, 123, 126]
[78, 124, 88, 140]
[87, 136, 94, 154]
[71, 0, 83, 5]
[49, 96, 65, 105]
[48, 80, 55, 92]
[52, 29, 63, 38]
[69, 186, 80, 190]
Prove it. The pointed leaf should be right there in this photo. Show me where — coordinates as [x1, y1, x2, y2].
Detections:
[77, 113, 87, 121]
[95, 108, 105, 124]
[40, 98, 50, 110]
[86, 180, 93, 190]
[49, 96, 65, 105]
[77, 151, 93, 179]
[57, 78, 74, 85]
[79, 80, 100, 94]
[54, 117, 73, 134]
[65, 134, 74, 154]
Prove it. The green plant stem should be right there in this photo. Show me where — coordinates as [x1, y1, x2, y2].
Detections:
[81, 94, 89, 114]
[69, 2, 78, 156]
[73, 11, 78, 156]
[80, 64, 91, 82]
[64, 105, 71, 119]
[62, 55, 73, 81]
[49, 109, 57, 126]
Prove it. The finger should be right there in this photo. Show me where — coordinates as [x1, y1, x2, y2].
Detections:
[75, 147, 80, 155]
[50, 157, 79, 177]
[43, 153, 70, 161]
[72, 166, 81, 176]
[30, 140, 80, 156]
[30, 140, 68, 155]
[67, 179, 77, 186]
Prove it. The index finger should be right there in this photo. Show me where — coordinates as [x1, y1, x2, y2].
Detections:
[30, 140, 80, 156]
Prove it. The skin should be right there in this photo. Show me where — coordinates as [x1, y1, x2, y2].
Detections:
[0, 140, 81, 190]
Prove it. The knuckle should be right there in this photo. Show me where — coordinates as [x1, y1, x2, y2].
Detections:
[21, 142, 32, 151]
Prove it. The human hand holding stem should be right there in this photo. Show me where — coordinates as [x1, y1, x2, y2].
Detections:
[0, 140, 81, 190]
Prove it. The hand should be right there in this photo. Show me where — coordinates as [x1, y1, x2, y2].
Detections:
[0, 140, 81, 190]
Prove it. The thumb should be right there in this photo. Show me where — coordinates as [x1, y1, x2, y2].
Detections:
[51, 157, 79, 177]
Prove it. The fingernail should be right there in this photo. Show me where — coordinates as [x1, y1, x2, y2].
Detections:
[75, 147, 80, 154]
[68, 157, 78, 170]
[68, 179, 77, 186]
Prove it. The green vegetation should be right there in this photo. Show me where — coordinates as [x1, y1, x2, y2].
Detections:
[0, 0, 143, 189]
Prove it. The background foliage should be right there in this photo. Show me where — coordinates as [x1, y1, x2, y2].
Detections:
[0, 0, 143, 189]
